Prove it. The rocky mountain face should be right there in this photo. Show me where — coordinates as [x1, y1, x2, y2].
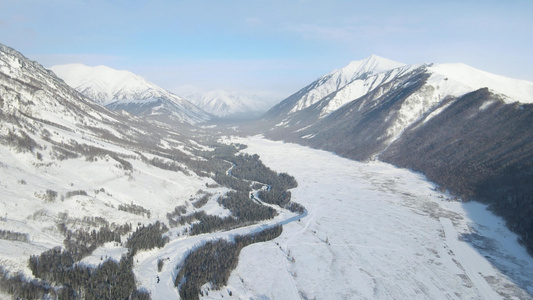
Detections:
[50, 63, 211, 125]
[260, 55, 533, 253]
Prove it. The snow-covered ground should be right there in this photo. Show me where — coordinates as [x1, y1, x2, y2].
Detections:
[0, 133, 212, 278]
[202, 136, 531, 300]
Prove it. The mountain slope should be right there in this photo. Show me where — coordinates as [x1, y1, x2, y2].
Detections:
[50, 63, 211, 125]
[260, 57, 533, 254]
[187, 89, 271, 119]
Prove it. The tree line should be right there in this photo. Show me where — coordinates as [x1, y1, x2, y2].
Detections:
[0, 229, 29, 243]
[126, 221, 169, 255]
[119, 202, 151, 218]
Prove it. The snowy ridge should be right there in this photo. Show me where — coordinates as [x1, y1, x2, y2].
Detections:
[277, 56, 533, 124]
[289, 55, 406, 113]
[427, 63, 533, 104]
[50, 64, 170, 105]
[0, 44, 119, 131]
[382, 63, 533, 144]
[50, 63, 211, 124]
[266, 55, 533, 156]
[319, 64, 420, 117]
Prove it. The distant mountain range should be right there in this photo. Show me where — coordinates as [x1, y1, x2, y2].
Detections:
[184, 89, 271, 119]
[260, 54, 533, 253]
[51, 64, 272, 121]
[50, 63, 212, 125]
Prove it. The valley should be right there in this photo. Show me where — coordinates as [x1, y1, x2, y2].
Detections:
[1, 42, 532, 299]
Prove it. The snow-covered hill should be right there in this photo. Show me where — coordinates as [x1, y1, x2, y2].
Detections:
[0, 42, 213, 276]
[50, 63, 211, 125]
[185, 89, 271, 119]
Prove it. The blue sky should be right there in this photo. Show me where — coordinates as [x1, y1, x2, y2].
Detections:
[1, 0, 532, 102]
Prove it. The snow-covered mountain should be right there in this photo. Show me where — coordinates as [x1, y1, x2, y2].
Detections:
[261, 54, 533, 257]
[185, 89, 271, 119]
[0, 45, 129, 133]
[285, 54, 408, 114]
[264, 54, 532, 124]
[263, 54, 533, 151]
[50, 63, 211, 125]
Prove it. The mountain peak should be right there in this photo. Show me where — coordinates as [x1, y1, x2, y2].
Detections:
[341, 55, 406, 78]
[282, 55, 407, 113]
[50, 64, 153, 104]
